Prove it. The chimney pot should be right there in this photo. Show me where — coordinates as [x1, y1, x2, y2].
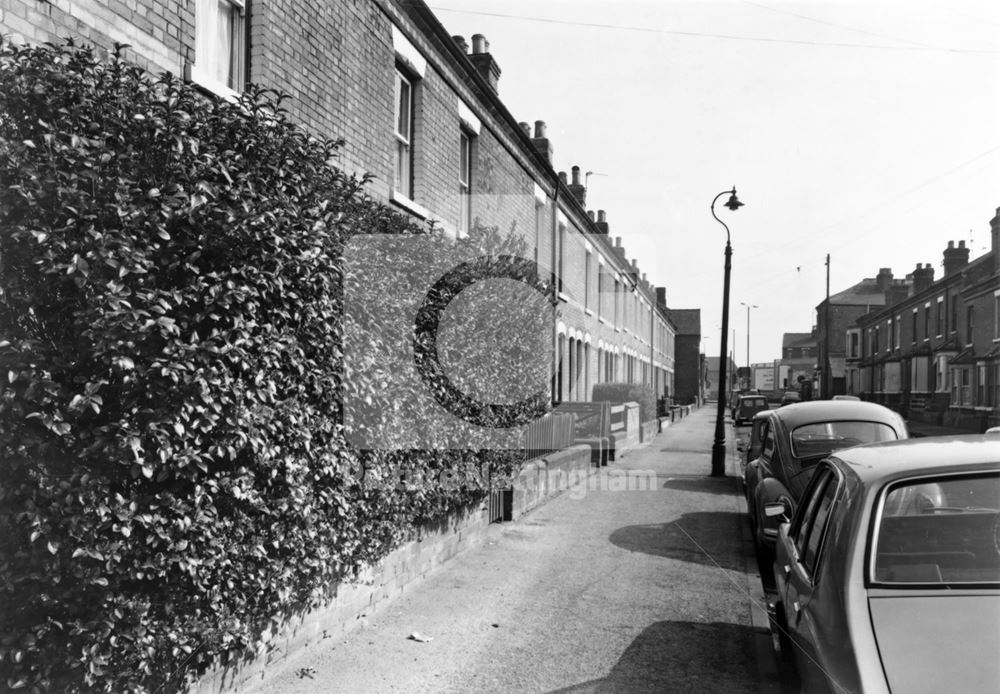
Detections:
[558, 171, 567, 185]
[534, 120, 546, 138]
[587, 210, 595, 221]
[615, 236, 622, 247]
[471, 34, 488, 54]
[948, 240, 955, 249]
[571, 166, 581, 185]
[959, 239, 966, 248]
[597, 210, 607, 223]
[452, 35, 469, 53]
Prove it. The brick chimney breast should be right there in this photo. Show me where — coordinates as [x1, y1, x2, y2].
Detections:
[468, 34, 501, 93]
[943, 239, 970, 277]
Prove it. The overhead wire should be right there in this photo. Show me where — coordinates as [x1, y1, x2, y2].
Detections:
[428, 5, 1000, 55]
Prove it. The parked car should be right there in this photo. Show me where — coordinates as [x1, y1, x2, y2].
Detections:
[770, 436, 1000, 694]
[732, 393, 769, 426]
[779, 391, 801, 406]
[744, 400, 908, 586]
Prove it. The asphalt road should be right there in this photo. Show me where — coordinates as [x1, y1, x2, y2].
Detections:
[242, 406, 782, 693]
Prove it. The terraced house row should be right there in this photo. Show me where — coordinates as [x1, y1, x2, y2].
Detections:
[818, 207, 1000, 431]
[2, 0, 697, 407]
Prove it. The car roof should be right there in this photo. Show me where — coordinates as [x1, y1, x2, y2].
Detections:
[763, 400, 905, 429]
[829, 435, 1000, 484]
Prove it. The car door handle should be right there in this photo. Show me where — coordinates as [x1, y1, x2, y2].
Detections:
[783, 564, 791, 577]
[792, 601, 800, 614]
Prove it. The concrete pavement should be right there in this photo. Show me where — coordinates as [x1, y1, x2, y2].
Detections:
[240, 405, 780, 693]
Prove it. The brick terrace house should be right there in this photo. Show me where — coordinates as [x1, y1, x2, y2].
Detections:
[848, 208, 1000, 431]
[2, 0, 684, 410]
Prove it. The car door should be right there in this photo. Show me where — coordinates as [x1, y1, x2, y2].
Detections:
[779, 465, 841, 693]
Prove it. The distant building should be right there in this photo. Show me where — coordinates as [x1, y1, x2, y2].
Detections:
[704, 355, 737, 402]
[781, 331, 817, 395]
[665, 306, 702, 405]
[815, 270, 902, 398]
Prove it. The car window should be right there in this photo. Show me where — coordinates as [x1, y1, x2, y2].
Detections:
[800, 477, 837, 575]
[872, 472, 1000, 586]
[761, 422, 775, 461]
[790, 420, 898, 462]
[792, 466, 835, 563]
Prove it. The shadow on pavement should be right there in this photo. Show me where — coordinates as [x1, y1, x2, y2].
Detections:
[608, 511, 748, 572]
[544, 620, 760, 694]
[660, 476, 740, 496]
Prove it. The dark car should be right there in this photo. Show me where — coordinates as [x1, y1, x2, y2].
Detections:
[732, 393, 769, 426]
[770, 437, 1000, 694]
[743, 400, 908, 586]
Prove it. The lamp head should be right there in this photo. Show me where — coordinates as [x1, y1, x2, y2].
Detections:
[725, 189, 744, 211]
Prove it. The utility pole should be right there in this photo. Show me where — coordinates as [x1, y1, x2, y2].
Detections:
[824, 253, 831, 399]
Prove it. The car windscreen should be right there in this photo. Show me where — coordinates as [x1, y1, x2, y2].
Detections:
[789, 420, 898, 460]
[872, 473, 1000, 586]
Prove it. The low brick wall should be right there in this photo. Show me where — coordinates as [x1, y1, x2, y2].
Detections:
[195, 444, 595, 693]
[510, 444, 596, 518]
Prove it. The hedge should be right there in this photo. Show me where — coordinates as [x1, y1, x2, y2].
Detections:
[0, 41, 540, 693]
[591, 383, 657, 423]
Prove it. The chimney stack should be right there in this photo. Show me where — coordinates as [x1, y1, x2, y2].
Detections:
[567, 165, 586, 206]
[532, 120, 553, 164]
[468, 34, 501, 93]
[875, 267, 894, 293]
[595, 209, 609, 234]
[655, 287, 667, 310]
[910, 262, 935, 294]
[943, 239, 970, 277]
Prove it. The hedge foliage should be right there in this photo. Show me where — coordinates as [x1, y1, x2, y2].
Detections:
[0, 41, 531, 693]
[591, 382, 657, 423]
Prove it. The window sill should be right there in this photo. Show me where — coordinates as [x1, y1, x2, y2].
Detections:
[585, 309, 594, 317]
[558, 292, 570, 304]
[390, 190, 431, 219]
[187, 63, 241, 103]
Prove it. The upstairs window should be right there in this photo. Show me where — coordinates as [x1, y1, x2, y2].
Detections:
[458, 129, 472, 236]
[393, 68, 414, 198]
[193, 0, 247, 96]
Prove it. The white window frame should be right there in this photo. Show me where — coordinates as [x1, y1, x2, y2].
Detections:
[458, 128, 472, 237]
[191, 0, 247, 99]
[393, 67, 414, 200]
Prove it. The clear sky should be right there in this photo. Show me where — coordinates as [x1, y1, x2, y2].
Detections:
[428, 0, 1000, 367]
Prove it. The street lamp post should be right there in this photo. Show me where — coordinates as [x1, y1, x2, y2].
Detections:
[711, 188, 744, 477]
[740, 301, 759, 390]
